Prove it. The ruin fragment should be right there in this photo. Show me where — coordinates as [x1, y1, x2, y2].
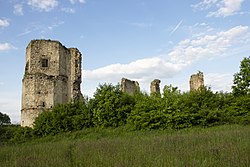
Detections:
[150, 79, 161, 95]
[21, 39, 82, 127]
[121, 78, 140, 95]
[189, 71, 204, 91]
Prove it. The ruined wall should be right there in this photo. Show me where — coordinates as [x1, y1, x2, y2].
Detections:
[69, 48, 82, 101]
[150, 79, 161, 95]
[121, 78, 140, 95]
[190, 71, 204, 91]
[21, 39, 82, 127]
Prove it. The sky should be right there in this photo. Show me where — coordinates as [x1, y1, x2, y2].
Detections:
[0, 0, 250, 123]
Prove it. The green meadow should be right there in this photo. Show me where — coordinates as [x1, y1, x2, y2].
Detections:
[1, 125, 249, 167]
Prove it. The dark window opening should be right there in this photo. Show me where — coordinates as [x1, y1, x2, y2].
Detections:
[25, 61, 29, 73]
[75, 60, 78, 68]
[42, 102, 45, 107]
[41, 59, 49, 67]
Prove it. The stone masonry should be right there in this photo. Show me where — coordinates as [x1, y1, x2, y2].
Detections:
[150, 79, 161, 95]
[121, 78, 140, 95]
[21, 39, 82, 127]
[189, 71, 204, 91]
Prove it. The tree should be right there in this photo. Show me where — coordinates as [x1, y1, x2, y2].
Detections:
[232, 56, 250, 96]
[33, 98, 93, 136]
[92, 83, 134, 127]
[0, 112, 11, 125]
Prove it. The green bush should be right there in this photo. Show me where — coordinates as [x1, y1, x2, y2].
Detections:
[128, 92, 165, 130]
[92, 83, 135, 128]
[0, 112, 11, 125]
[33, 98, 93, 136]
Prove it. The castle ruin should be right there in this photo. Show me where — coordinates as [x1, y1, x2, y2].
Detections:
[189, 71, 204, 91]
[150, 79, 161, 95]
[121, 78, 140, 95]
[21, 39, 82, 127]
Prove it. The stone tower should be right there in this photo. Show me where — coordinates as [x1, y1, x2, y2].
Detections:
[190, 71, 204, 91]
[150, 79, 161, 95]
[121, 78, 140, 95]
[21, 39, 82, 127]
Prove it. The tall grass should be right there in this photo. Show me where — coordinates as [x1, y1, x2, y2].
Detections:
[0, 125, 249, 167]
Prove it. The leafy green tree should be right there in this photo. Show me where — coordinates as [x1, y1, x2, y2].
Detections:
[162, 85, 193, 129]
[33, 98, 93, 136]
[179, 87, 225, 126]
[92, 83, 134, 128]
[128, 92, 165, 130]
[224, 95, 250, 125]
[232, 56, 250, 96]
[0, 112, 11, 125]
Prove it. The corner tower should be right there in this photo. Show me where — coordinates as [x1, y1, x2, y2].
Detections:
[21, 39, 82, 127]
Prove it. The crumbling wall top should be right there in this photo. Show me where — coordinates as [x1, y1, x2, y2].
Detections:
[121, 78, 140, 95]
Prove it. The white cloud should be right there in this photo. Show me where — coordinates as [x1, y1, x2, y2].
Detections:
[83, 25, 249, 95]
[205, 73, 233, 92]
[0, 91, 21, 124]
[27, 0, 58, 12]
[69, 0, 86, 4]
[0, 43, 16, 51]
[0, 19, 10, 28]
[129, 22, 153, 28]
[18, 20, 64, 37]
[84, 57, 184, 83]
[192, 0, 245, 17]
[61, 7, 75, 13]
[208, 0, 245, 17]
[14, 4, 24, 15]
[191, 0, 219, 11]
[169, 26, 248, 65]
[188, 22, 215, 38]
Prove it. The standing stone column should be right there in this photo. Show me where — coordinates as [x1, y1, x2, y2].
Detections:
[189, 71, 204, 91]
[150, 79, 161, 95]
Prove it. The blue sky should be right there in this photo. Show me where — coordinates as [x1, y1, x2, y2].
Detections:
[0, 0, 250, 123]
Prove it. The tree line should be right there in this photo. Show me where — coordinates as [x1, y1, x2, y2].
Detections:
[0, 56, 250, 143]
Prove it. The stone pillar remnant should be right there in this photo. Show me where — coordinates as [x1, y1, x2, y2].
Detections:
[150, 79, 161, 95]
[121, 78, 140, 95]
[189, 71, 204, 91]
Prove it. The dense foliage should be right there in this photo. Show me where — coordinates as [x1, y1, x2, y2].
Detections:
[232, 56, 250, 96]
[1, 56, 249, 142]
[33, 99, 93, 136]
[0, 112, 11, 125]
[29, 83, 249, 136]
[92, 84, 135, 128]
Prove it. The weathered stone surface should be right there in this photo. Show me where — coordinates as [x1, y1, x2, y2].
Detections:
[21, 39, 82, 127]
[121, 78, 140, 95]
[190, 71, 204, 91]
[150, 79, 161, 95]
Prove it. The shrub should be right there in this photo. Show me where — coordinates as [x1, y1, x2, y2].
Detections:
[33, 98, 93, 136]
[92, 83, 135, 128]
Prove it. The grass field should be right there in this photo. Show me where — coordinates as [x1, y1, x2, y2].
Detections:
[0, 125, 249, 167]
